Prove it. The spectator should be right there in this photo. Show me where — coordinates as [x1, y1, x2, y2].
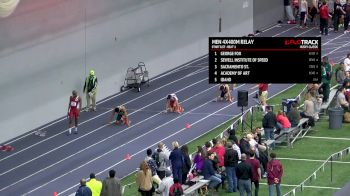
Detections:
[76, 178, 92, 196]
[204, 141, 212, 152]
[246, 150, 261, 196]
[169, 141, 184, 184]
[202, 152, 222, 191]
[336, 87, 350, 111]
[300, 0, 308, 28]
[252, 127, 263, 145]
[301, 93, 315, 127]
[83, 69, 98, 111]
[321, 56, 332, 103]
[232, 139, 242, 161]
[236, 153, 252, 196]
[276, 110, 291, 134]
[336, 64, 347, 85]
[240, 134, 251, 156]
[334, 0, 344, 33]
[86, 173, 102, 196]
[284, 0, 296, 23]
[262, 106, 277, 149]
[309, 0, 319, 26]
[228, 128, 239, 144]
[210, 138, 226, 168]
[180, 145, 192, 184]
[247, 133, 259, 158]
[224, 141, 239, 193]
[136, 161, 154, 196]
[287, 102, 301, 127]
[344, 1, 350, 34]
[193, 146, 205, 174]
[320, 0, 329, 35]
[169, 178, 184, 196]
[344, 53, 350, 71]
[156, 172, 173, 196]
[145, 148, 161, 185]
[101, 169, 122, 196]
[267, 153, 283, 196]
[152, 142, 169, 180]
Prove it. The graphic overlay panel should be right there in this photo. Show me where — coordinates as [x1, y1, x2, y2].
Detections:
[209, 37, 321, 83]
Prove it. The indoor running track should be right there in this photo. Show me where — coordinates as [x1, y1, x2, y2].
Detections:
[1, 23, 350, 196]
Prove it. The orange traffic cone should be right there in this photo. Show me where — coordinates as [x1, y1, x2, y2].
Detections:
[53, 192, 58, 196]
[125, 153, 131, 160]
[186, 123, 191, 129]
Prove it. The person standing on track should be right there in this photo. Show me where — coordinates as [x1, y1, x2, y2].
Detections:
[109, 105, 130, 126]
[68, 90, 82, 135]
[166, 93, 184, 113]
[83, 69, 98, 111]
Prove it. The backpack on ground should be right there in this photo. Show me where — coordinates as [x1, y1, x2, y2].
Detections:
[169, 184, 183, 196]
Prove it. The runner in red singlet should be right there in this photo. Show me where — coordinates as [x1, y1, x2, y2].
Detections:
[68, 90, 82, 134]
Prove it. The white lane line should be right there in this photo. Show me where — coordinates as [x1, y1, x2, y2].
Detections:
[279, 157, 350, 164]
[52, 86, 255, 196]
[4, 83, 237, 194]
[262, 24, 280, 33]
[0, 67, 208, 163]
[0, 76, 209, 177]
[304, 136, 350, 141]
[322, 33, 346, 46]
[272, 26, 297, 37]
[294, 27, 317, 37]
[324, 41, 350, 56]
[260, 183, 340, 190]
[4, 55, 208, 146]
[64, 84, 297, 195]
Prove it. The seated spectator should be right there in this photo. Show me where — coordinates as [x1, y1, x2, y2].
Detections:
[145, 148, 161, 185]
[166, 93, 184, 113]
[109, 105, 130, 126]
[217, 84, 233, 102]
[156, 172, 173, 196]
[136, 161, 154, 195]
[193, 146, 205, 174]
[300, 93, 315, 127]
[276, 110, 291, 134]
[169, 178, 184, 196]
[75, 178, 92, 196]
[101, 170, 122, 196]
[202, 152, 222, 190]
[337, 87, 350, 111]
[287, 102, 301, 127]
[86, 173, 102, 196]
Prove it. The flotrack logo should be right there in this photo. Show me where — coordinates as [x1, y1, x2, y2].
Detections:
[284, 39, 319, 48]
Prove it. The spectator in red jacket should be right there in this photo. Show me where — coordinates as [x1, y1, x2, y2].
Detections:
[319, 1, 329, 35]
[210, 139, 226, 168]
[267, 153, 283, 196]
[276, 110, 291, 134]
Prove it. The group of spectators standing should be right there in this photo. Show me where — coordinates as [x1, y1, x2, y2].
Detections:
[130, 129, 283, 196]
[75, 170, 122, 196]
[284, 0, 350, 34]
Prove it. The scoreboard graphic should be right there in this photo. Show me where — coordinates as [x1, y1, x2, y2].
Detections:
[209, 37, 321, 83]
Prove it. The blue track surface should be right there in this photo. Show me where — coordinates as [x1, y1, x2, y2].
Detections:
[1, 23, 350, 196]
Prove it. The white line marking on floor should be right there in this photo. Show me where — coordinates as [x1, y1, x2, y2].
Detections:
[304, 136, 350, 141]
[6, 83, 241, 194]
[260, 183, 340, 190]
[0, 76, 210, 177]
[4, 55, 208, 146]
[0, 68, 208, 164]
[53, 86, 256, 196]
[272, 26, 297, 37]
[279, 157, 350, 164]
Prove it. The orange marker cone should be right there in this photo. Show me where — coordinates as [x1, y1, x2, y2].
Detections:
[186, 123, 191, 129]
[125, 153, 131, 160]
[53, 192, 58, 196]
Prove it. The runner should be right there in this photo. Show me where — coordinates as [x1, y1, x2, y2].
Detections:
[217, 84, 233, 102]
[68, 90, 82, 135]
[166, 93, 184, 113]
[109, 105, 131, 126]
